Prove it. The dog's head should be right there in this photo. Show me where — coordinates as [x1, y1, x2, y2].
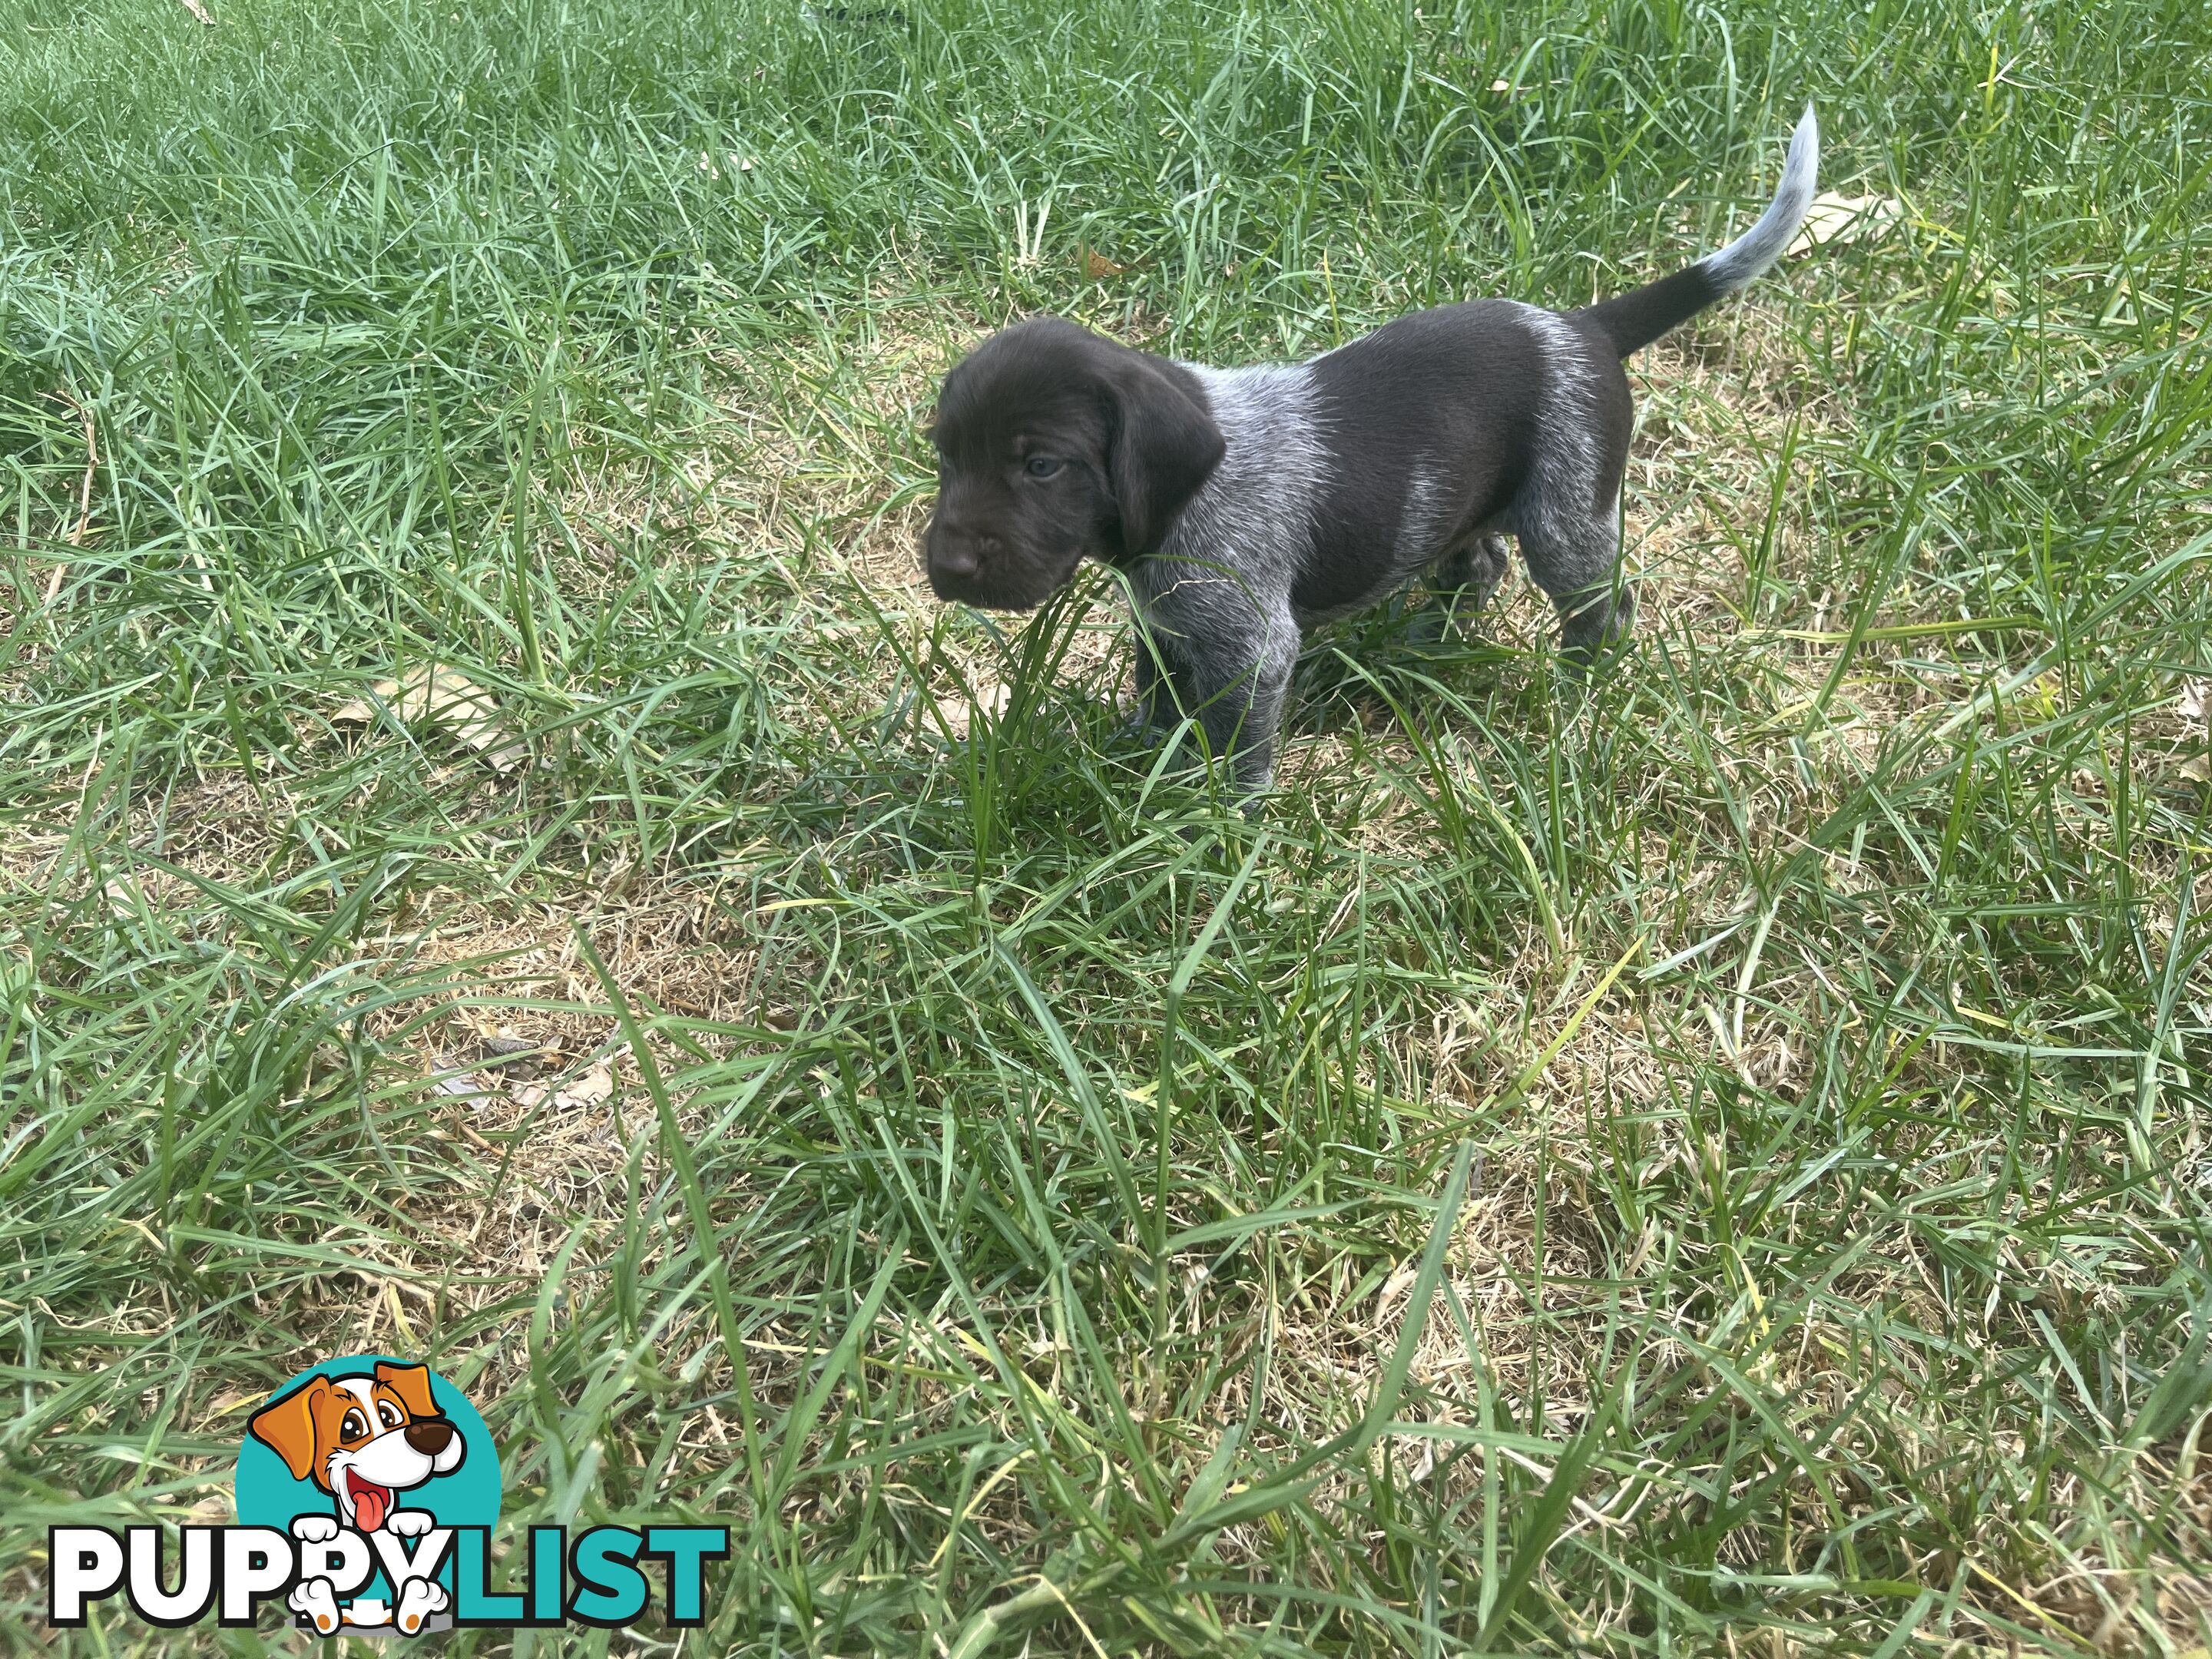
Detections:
[248, 1363, 465, 1534]
[922, 317, 1226, 610]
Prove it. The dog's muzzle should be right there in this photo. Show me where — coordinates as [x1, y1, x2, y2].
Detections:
[923, 516, 1001, 600]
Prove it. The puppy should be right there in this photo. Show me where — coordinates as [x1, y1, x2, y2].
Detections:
[923, 108, 1818, 792]
[248, 1361, 466, 1634]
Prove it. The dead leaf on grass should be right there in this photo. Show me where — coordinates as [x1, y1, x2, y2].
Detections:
[1788, 192, 1903, 257]
[479, 1033, 541, 1076]
[2178, 681, 2211, 787]
[1372, 1260, 1420, 1325]
[930, 680, 1012, 740]
[2179, 678, 2209, 733]
[556, 1064, 616, 1109]
[331, 667, 528, 772]
[431, 1065, 498, 1106]
[1079, 245, 1128, 280]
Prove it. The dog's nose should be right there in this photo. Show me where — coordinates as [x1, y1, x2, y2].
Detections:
[405, 1419, 455, 1455]
[926, 508, 1002, 579]
[931, 538, 982, 579]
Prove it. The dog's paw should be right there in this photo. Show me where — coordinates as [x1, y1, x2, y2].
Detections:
[1108, 704, 1161, 747]
[396, 1577, 449, 1634]
[387, 1508, 438, 1538]
[1556, 584, 1637, 676]
[290, 1514, 340, 1544]
[289, 1579, 342, 1635]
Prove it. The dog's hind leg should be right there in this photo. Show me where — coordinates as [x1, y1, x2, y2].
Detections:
[1431, 531, 1514, 621]
[1512, 310, 1638, 665]
[1512, 402, 1634, 664]
[1518, 501, 1635, 664]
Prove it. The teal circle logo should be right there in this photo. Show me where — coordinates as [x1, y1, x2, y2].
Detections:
[233, 1356, 499, 1634]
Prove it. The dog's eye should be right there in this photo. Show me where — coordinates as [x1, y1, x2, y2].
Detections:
[341, 1409, 369, 1440]
[1024, 456, 1063, 478]
[378, 1400, 403, 1429]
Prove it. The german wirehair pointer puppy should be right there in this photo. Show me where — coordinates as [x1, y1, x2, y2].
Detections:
[924, 108, 1818, 793]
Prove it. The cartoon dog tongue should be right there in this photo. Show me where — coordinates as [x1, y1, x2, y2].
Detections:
[347, 1471, 392, 1532]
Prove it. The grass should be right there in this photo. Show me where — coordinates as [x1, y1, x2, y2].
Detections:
[3, 0, 2210, 1651]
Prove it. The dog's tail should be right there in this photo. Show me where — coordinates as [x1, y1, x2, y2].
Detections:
[1574, 105, 1818, 359]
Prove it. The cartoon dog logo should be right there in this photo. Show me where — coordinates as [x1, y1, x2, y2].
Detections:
[249, 1361, 465, 1634]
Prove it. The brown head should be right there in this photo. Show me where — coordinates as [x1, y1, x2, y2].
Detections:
[922, 317, 1226, 610]
[247, 1362, 456, 1491]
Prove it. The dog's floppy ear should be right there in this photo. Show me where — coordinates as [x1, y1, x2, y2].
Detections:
[1104, 355, 1224, 560]
[250, 1376, 330, 1484]
[375, 1362, 439, 1419]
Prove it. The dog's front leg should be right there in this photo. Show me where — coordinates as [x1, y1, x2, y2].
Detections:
[1217, 645, 1297, 797]
[1121, 624, 1174, 737]
[1150, 615, 1297, 796]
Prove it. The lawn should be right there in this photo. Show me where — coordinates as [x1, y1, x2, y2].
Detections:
[4, 0, 2210, 1651]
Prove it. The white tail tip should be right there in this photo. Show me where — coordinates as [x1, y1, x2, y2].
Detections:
[1702, 103, 1820, 293]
